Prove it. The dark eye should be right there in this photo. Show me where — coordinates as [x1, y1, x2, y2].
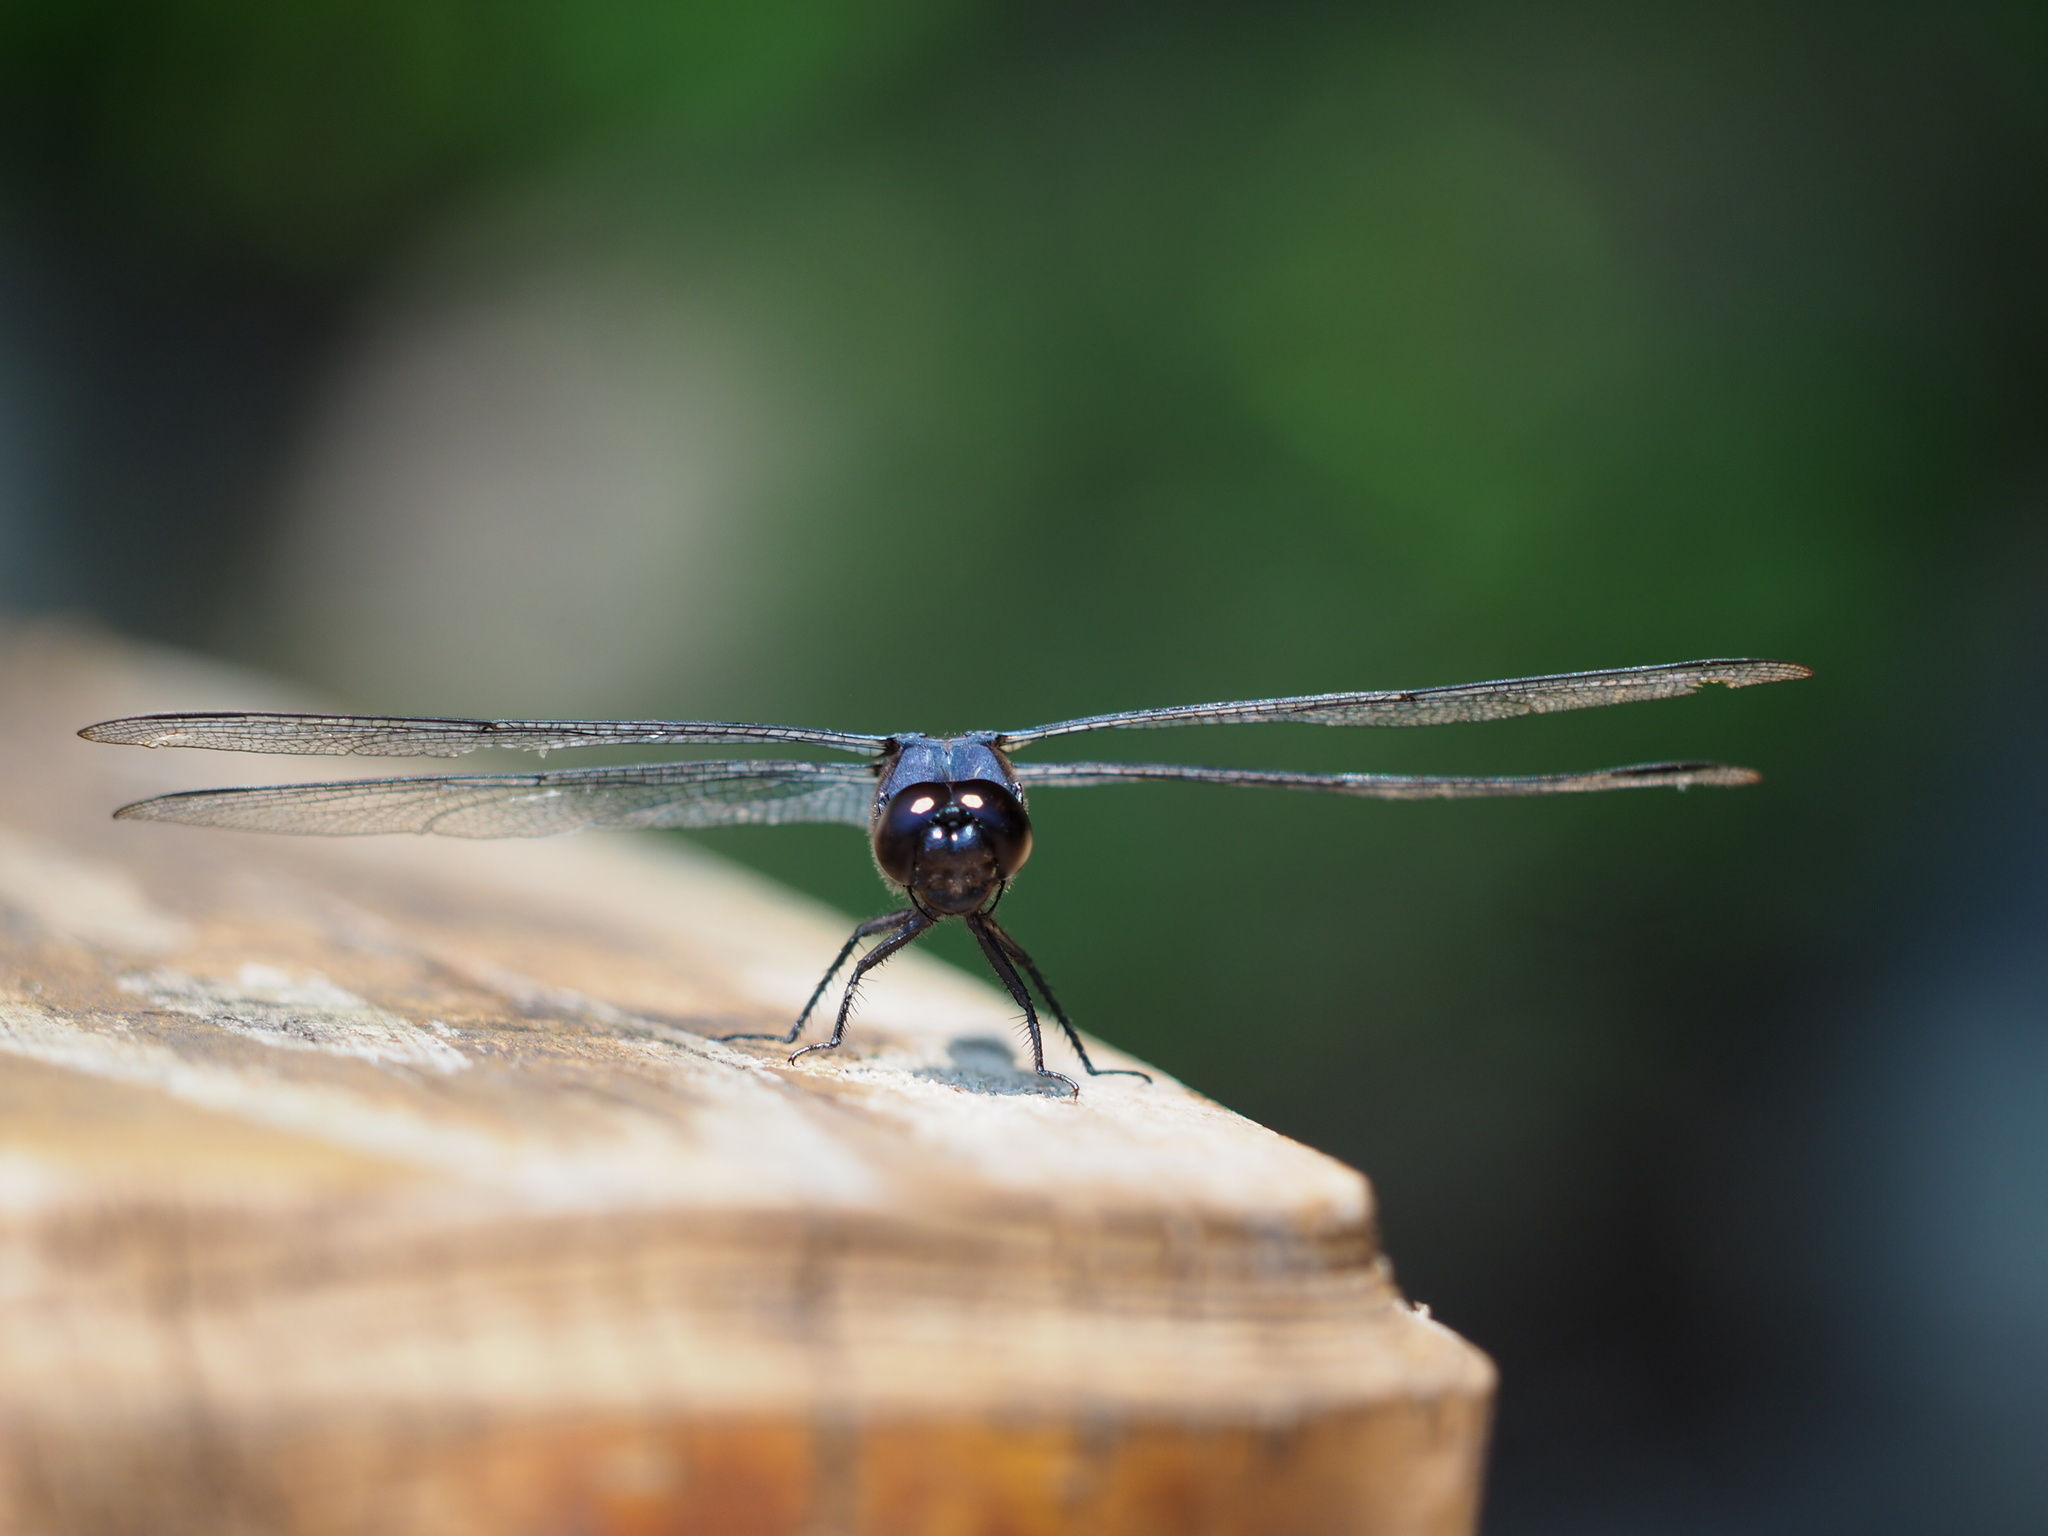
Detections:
[954, 780, 1032, 877]
[874, 781, 950, 885]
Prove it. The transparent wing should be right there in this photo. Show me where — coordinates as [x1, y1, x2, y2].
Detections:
[1012, 759, 1762, 799]
[113, 760, 878, 837]
[998, 659, 1810, 747]
[80, 712, 884, 757]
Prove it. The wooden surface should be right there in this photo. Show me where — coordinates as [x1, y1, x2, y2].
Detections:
[0, 626, 1493, 1536]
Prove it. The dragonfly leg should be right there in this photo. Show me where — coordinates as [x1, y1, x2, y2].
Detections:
[983, 917, 1151, 1083]
[789, 910, 934, 1066]
[965, 914, 1079, 1098]
[721, 909, 915, 1047]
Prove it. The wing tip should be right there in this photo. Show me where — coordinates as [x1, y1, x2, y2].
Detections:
[1709, 658, 1813, 688]
[81, 716, 197, 748]
[1633, 761, 1761, 788]
[112, 792, 220, 824]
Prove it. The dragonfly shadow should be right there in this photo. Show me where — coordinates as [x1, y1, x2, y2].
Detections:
[916, 1036, 1068, 1097]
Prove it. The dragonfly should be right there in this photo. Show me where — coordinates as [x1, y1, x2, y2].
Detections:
[82, 657, 1808, 1096]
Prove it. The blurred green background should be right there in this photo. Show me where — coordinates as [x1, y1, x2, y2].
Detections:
[3, 2, 2045, 1531]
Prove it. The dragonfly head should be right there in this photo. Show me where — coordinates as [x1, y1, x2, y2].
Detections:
[873, 779, 1032, 915]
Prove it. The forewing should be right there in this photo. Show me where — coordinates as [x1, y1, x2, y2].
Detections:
[999, 658, 1810, 746]
[1012, 760, 1761, 799]
[113, 760, 878, 837]
[80, 713, 883, 757]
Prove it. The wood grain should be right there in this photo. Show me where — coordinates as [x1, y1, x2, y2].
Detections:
[0, 625, 1492, 1536]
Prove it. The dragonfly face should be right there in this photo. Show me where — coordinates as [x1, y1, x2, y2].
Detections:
[80, 657, 1811, 1096]
[870, 732, 1032, 915]
[873, 778, 1033, 915]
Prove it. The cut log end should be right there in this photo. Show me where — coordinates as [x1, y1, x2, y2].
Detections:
[0, 624, 1492, 1536]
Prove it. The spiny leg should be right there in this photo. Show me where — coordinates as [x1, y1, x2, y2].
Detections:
[720, 908, 915, 1046]
[789, 909, 935, 1066]
[984, 916, 1152, 1083]
[965, 913, 1079, 1098]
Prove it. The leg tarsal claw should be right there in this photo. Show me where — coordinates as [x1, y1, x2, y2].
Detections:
[978, 915, 1152, 1093]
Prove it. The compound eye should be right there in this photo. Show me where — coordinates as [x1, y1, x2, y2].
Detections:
[954, 779, 1032, 877]
[874, 781, 950, 885]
